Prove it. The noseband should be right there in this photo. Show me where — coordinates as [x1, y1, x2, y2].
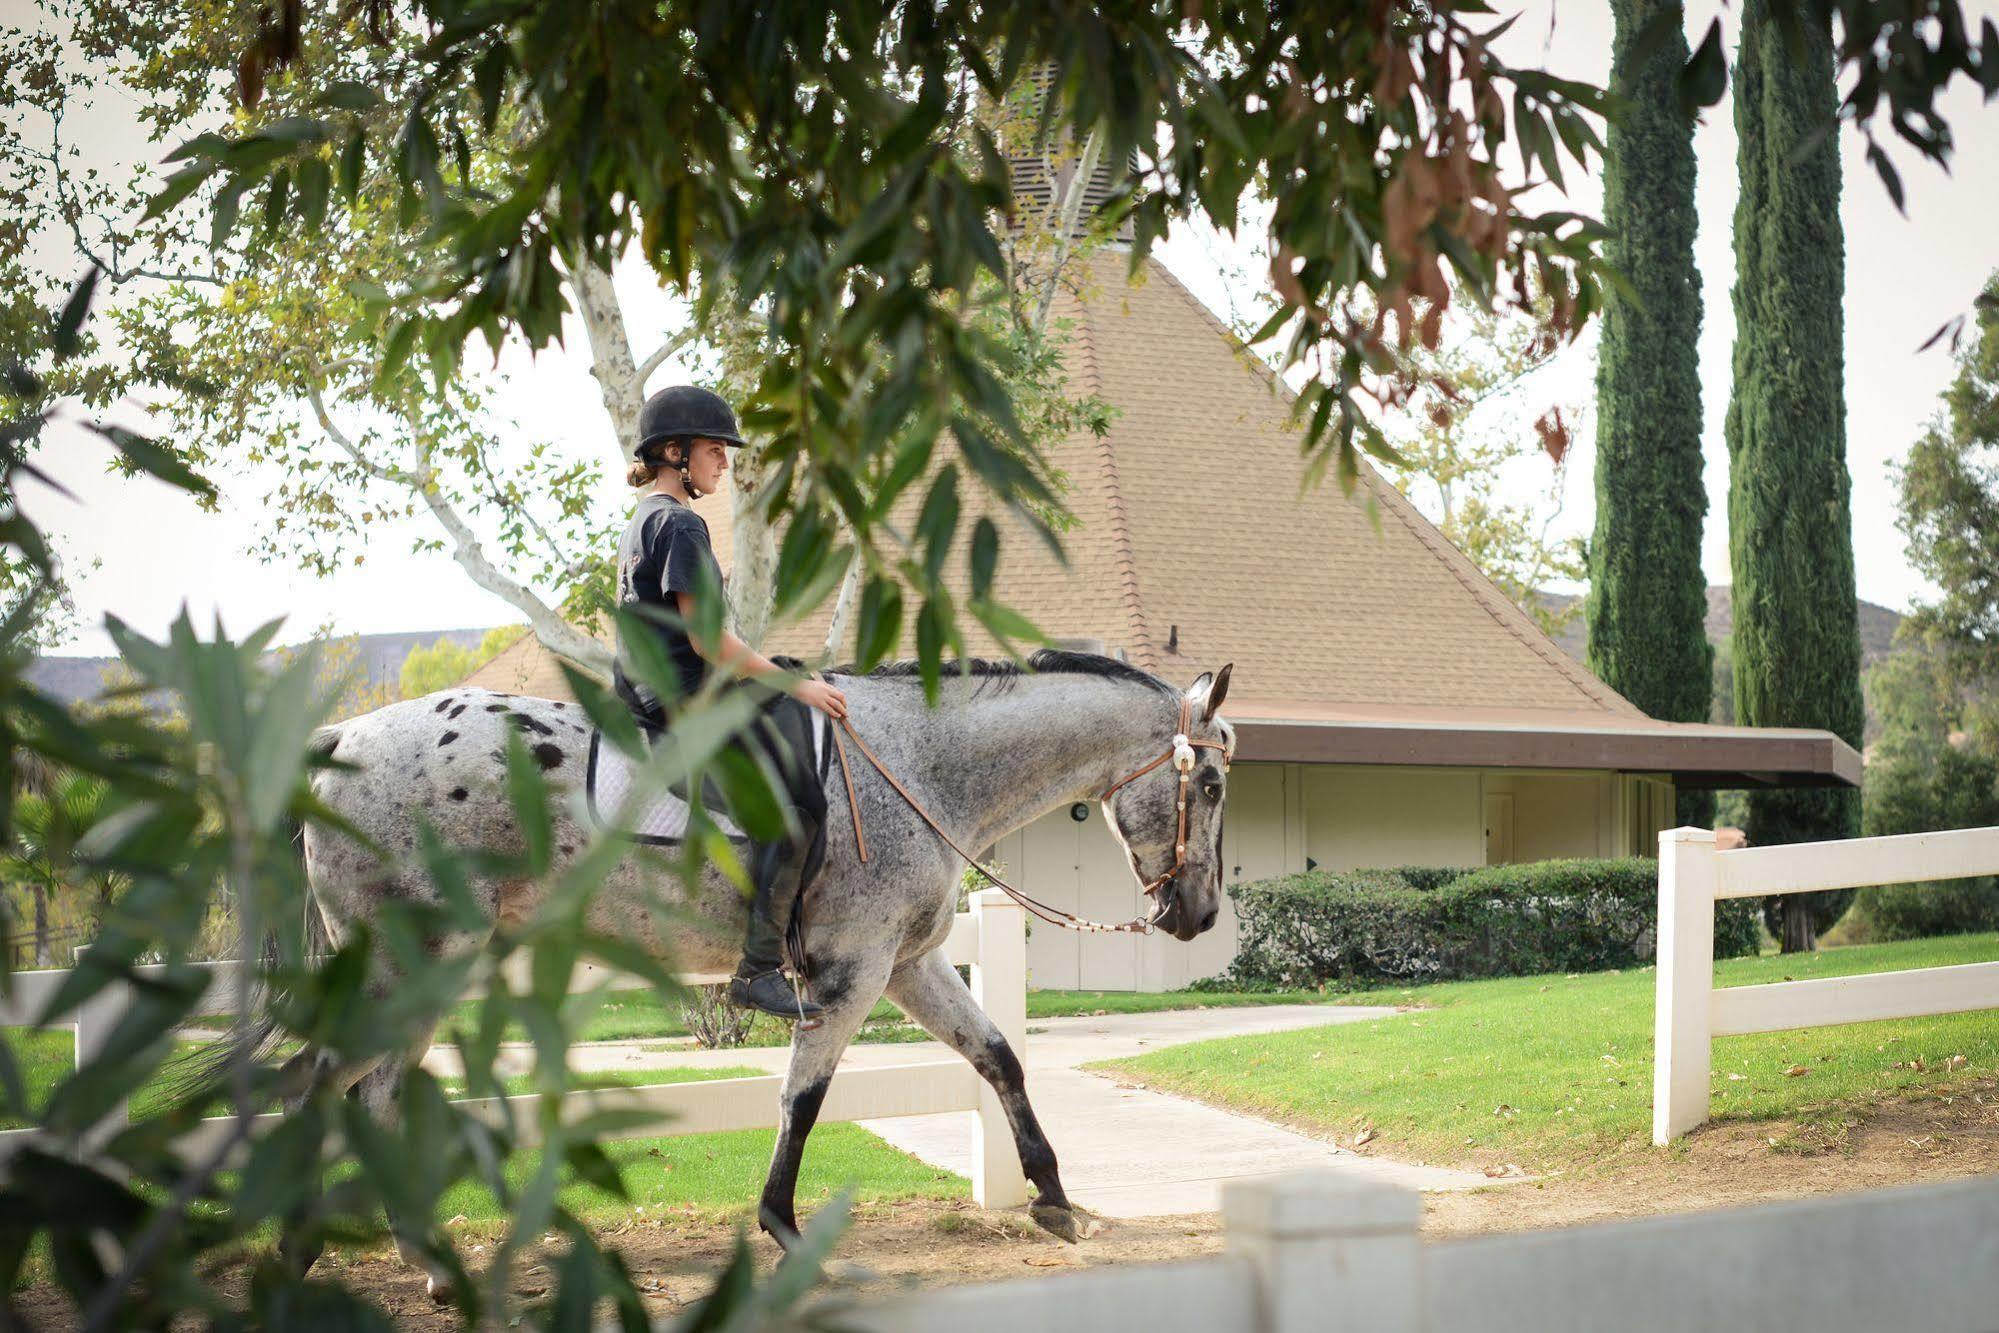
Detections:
[1099, 695, 1233, 907]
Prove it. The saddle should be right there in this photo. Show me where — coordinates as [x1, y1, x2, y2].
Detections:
[584, 686, 834, 859]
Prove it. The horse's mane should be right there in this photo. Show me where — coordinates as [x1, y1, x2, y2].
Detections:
[805, 648, 1178, 699]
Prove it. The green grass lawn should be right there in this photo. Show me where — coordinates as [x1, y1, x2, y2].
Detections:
[1024, 987, 1339, 1019]
[2, 1048, 960, 1235]
[436, 1121, 964, 1228]
[1096, 933, 1999, 1172]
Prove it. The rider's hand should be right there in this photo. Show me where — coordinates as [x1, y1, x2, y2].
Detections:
[797, 678, 849, 720]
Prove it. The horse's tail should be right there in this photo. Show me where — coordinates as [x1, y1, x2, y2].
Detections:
[163, 725, 341, 1106]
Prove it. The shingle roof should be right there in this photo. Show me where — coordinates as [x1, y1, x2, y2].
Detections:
[466, 249, 1862, 786]
[474, 248, 1641, 719]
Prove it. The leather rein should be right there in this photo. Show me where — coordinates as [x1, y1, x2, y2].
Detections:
[822, 688, 1231, 936]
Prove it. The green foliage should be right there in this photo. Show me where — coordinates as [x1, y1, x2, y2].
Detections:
[1854, 643, 1999, 939]
[1220, 859, 1760, 990]
[133, 1, 1636, 688]
[0, 292, 835, 1327]
[1725, 0, 1866, 946]
[2, 771, 120, 966]
[1894, 270, 1999, 682]
[1378, 292, 1588, 637]
[1587, 0, 1712, 829]
[400, 625, 527, 699]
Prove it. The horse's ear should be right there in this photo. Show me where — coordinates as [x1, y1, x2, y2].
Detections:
[1202, 663, 1233, 722]
[1184, 671, 1213, 709]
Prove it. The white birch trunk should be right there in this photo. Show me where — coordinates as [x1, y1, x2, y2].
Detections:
[571, 259, 646, 462]
[821, 548, 865, 663]
[726, 444, 779, 648]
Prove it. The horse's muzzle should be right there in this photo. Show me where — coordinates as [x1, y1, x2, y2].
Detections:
[1152, 894, 1206, 942]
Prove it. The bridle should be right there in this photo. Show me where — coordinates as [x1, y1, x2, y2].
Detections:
[825, 685, 1232, 936]
[1099, 694, 1233, 904]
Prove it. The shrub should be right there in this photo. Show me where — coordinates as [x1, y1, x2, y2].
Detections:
[1222, 858, 1760, 990]
[1854, 880, 1999, 942]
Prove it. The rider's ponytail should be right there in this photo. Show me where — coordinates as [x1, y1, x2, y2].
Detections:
[626, 440, 688, 489]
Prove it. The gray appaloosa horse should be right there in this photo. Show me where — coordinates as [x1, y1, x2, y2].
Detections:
[284, 649, 1234, 1293]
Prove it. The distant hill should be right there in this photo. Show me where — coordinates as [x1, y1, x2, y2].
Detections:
[28, 627, 495, 707]
[1538, 587, 1904, 671]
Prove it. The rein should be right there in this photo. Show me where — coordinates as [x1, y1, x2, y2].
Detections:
[821, 687, 1229, 937]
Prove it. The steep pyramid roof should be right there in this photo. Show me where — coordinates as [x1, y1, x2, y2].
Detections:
[464, 249, 1857, 790]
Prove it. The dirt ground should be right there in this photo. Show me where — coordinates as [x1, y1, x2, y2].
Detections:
[15, 1078, 1998, 1328]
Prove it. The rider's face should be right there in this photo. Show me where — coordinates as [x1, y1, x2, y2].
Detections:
[682, 437, 730, 493]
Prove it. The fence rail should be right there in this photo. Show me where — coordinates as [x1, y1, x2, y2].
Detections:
[850, 1171, 1999, 1333]
[1653, 824, 1999, 1144]
[0, 889, 1029, 1207]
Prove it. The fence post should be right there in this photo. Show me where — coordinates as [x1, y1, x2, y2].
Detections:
[1653, 826, 1719, 1145]
[968, 888, 1028, 1209]
[1224, 1171, 1421, 1333]
[70, 946, 134, 1149]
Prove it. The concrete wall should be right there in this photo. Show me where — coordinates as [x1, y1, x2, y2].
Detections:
[993, 762, 1679, 992]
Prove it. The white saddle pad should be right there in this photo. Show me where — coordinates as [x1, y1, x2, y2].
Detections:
[584, 717, 832, 846]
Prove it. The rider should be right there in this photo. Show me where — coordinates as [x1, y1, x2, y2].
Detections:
[613, 384, 849, 1020]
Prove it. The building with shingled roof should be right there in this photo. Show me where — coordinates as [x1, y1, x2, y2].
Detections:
[466, 247, 1857, 991]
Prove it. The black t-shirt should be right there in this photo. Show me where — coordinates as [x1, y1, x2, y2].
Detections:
[613, 493, 724, 723]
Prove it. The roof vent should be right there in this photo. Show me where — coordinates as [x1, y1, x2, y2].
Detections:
[992, 64, 1136, 243]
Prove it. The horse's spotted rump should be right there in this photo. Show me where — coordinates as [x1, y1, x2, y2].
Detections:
[432, 698, 453, 713]
[449, 787, 468, 801]
[504, 712, 555, 737]
[438, 731, 458, 746]
[532, 742, 563, 770]
[448, 704, 467, 719]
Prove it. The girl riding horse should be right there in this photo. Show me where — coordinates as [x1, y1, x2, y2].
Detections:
[614, 384, 849, 1020]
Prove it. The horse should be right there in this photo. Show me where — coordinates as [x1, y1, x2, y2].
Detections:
[278, 648, 1235, 1295]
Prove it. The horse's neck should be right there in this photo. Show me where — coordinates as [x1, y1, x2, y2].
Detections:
[878, 677, 1171, 853]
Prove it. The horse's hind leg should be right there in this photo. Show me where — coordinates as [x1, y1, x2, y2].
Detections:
[277, 1048, 387, 1279]
[347, 1043, 458, 1305]
[884, 949, 1079, 1242]
[274, 1028, 449, 1301]
[757, 954, 894, 1248]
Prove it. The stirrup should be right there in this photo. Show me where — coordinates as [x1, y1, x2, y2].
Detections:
[729, 968, 825, 1023]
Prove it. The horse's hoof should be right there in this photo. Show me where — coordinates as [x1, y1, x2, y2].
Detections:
[1030, 1202, 1080, 1244]
[757, 1204, 800, 1252]
[425, 1274, 451, 1306]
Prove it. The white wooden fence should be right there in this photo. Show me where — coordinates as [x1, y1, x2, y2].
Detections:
[0, 889, 1029, 1208]
[847, 1170, 1999, 1333]
[1654, 824, 1999, 1143]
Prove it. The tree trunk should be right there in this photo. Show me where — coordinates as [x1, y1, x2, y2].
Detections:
[33, 884, 48, 968]
[571, 259, 645, 459]
[1778, 896, 1818, 953]
[822, 547, 864, 663]
[726, 444, 779, 648]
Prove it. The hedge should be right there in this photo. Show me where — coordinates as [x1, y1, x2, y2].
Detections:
[1216, 858, 1762, 991]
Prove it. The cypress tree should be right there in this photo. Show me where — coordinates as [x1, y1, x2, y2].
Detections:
[1586, 0, 1713, 830]
[1725, 0, 1867, 951]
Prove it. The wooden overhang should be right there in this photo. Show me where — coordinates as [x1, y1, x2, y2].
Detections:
[1227, 707, 1861, 791]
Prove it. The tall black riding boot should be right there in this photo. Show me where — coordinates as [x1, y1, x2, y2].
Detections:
[729, 824, 824, 1021]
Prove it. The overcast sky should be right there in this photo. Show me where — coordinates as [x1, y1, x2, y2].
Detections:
[22, 1, 1999, 658]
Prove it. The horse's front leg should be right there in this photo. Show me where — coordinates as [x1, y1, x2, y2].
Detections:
[884, 949, 1079, 1242]
[758, 954, 893, 1247]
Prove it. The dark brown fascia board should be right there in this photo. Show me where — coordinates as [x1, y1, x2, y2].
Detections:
[1230, 717, 1861, 790]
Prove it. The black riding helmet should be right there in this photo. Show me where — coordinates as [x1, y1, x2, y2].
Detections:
[634, 384, 746, 459]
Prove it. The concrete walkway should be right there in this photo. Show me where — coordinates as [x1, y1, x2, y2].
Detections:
[424, 1004, 1494, 1216]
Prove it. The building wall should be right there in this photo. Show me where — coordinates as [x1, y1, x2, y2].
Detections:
[993, 762, 1679, 991]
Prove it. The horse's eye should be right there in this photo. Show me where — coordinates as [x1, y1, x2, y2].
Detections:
[1202, 780, 1223, 802]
